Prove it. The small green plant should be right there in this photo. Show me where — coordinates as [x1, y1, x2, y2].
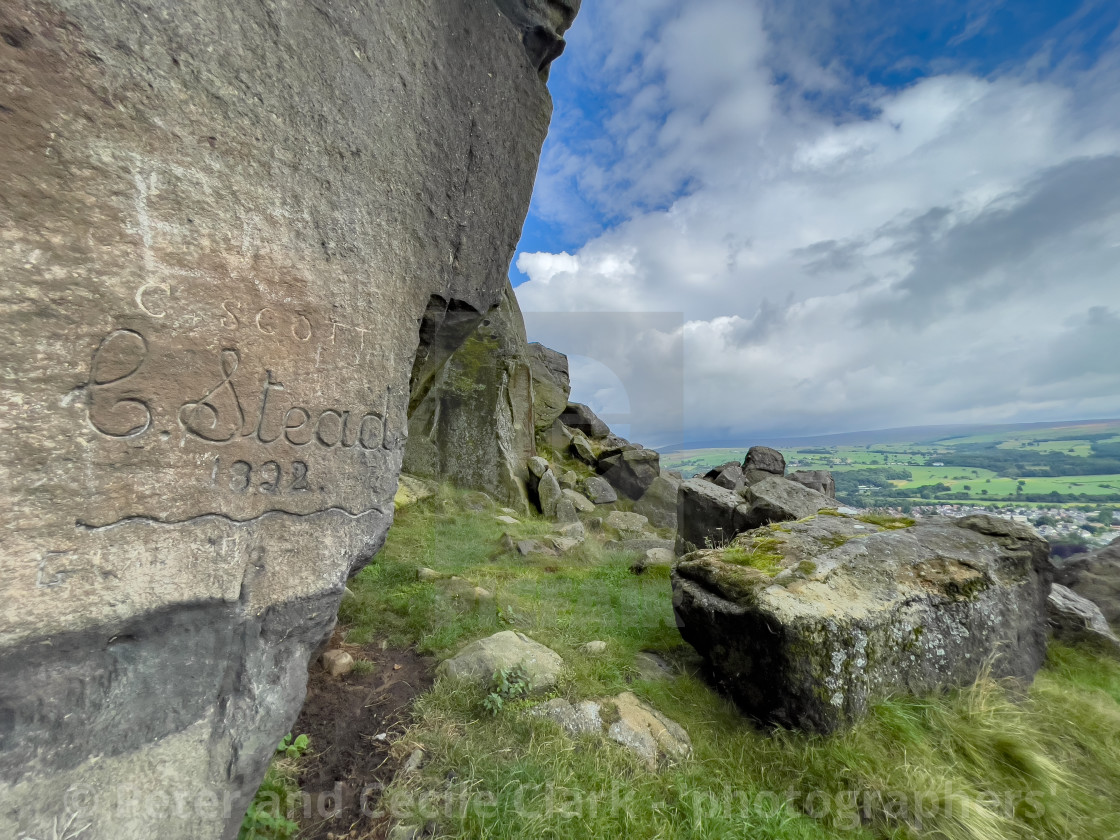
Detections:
[482, 664, 532, 715]
[352, 659, 377, 675]
[276, 733, 309, 759]
[239, 735, 311, 839]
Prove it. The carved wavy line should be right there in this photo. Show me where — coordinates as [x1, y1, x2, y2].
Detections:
[76, 505, 387, 531]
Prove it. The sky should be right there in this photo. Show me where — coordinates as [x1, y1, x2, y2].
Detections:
[510, 0, 1120, 448]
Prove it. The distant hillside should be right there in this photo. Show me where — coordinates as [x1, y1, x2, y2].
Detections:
[660, 418, 1120, 453]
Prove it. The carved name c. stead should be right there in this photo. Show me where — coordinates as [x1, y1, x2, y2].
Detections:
[87, 328, 388, 449]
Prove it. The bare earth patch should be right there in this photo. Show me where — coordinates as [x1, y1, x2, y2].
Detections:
[292, 633, 434, 840]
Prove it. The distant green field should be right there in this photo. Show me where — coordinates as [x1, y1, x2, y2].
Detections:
[660, 420, 1120, 507]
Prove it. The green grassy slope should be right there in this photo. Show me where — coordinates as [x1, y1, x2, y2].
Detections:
[302, 487, 1120, 840]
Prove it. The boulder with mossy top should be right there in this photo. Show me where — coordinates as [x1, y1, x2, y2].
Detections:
[672, 512, 1053, 733]
[570, 431, 599, 466]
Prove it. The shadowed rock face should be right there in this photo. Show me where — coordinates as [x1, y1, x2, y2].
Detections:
[1055, 537, 1120, 625]
[491, 0, 581, 75]
[0, 0, 565, 837]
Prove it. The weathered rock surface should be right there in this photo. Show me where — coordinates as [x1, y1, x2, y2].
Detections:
[526, 343, 571, 432]
[404, 282, 535, 510]
[322, 650, 356, 678]
[582, 475, 618, 505]
[787, 470, 836, 499]
[530, 691, 690, 771]
[395, 474, 437, 509]
[560, 402, 610, 439]
[676, 478, 754, 553]
[491, 0, 581, 75]
[537, 469, 563, 518]
[633, 471, 682, 530]
[598, 447, 661, 500]
[672, 513, 1052, 732]
[562, 488, 596, 513]
[704, 462, 744, 491]
[743, 446, 786, 475]
[1048, 583, 1120, 655]
[439, 631, 564, 693]
[605, 510, 650, 535]
[0, 1, 566, 837]
[555, 497, 579, 525]
[1054, 537, 1120, 625]
[570, 430, 598, 465]
[740, 475, 835, 526]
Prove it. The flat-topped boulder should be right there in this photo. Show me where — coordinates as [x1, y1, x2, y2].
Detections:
[672, 513, 1052, 733]
[677, 474, 835, 553]
[740, 475, 834, 524]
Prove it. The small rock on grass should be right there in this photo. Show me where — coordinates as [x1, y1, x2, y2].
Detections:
[530, 692, 690, 771]
[438, 630, 564, 693]
[580, 640, 607, 655]
[518, 539, 558, 557]
[556, 521, 586, 539]
[631, 547, 674, 574]
[401, 748, 425, 775]
[322, 649, 354, 677]
[417, 567, 443, 581]
[496, 514, 521, 525]
[605, 510, 649, 534]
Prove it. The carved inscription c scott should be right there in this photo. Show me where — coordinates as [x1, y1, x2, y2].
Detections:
[86, 328, 388, 450]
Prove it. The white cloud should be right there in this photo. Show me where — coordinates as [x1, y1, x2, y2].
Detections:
[518, 0, 1120, 443]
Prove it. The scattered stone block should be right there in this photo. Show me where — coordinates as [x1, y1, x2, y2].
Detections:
[439, 631, 564, 693]
[1048, 583, 1120, 656]
[322, 650, 355, 678]
[582, 476, 618, 505]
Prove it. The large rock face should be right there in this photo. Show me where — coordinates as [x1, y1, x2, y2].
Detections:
[672, 514, 1053, 733]
[403, 282, 536, 509]
[0, 1, 560, 837]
